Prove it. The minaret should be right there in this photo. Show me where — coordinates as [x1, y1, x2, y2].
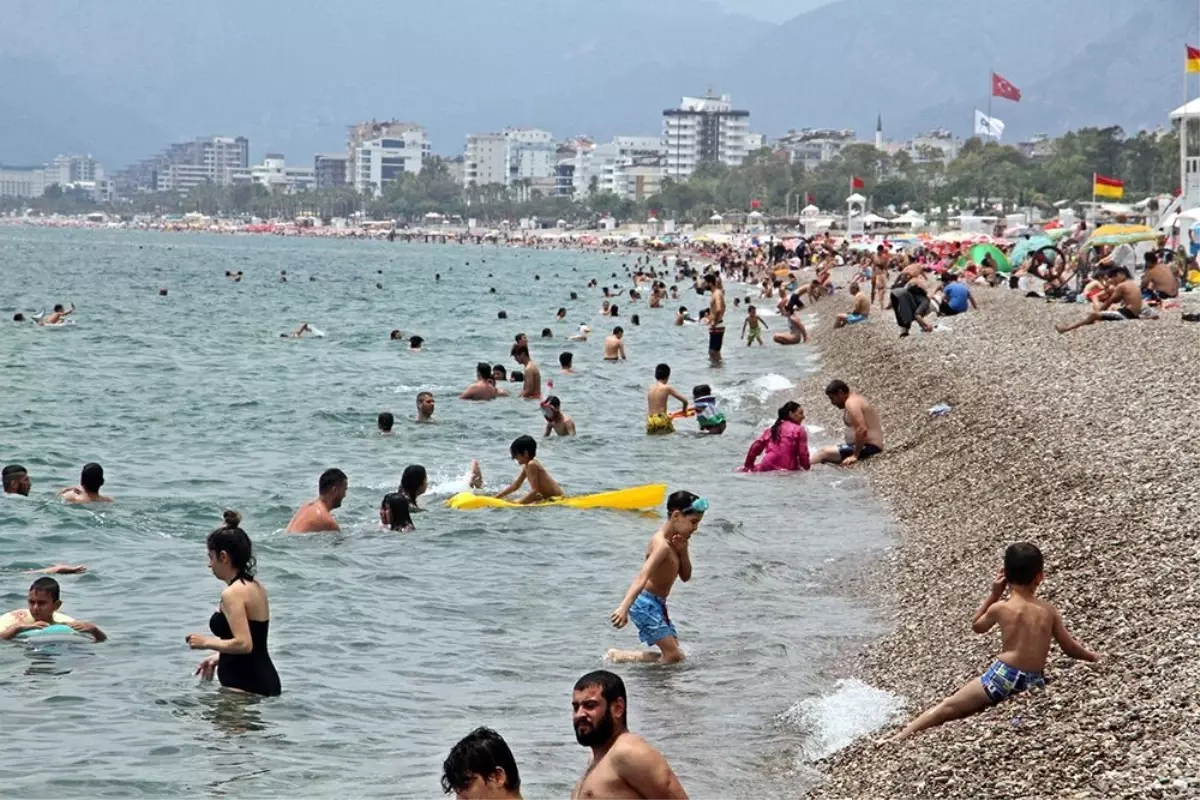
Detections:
[875, 112, 883, 150]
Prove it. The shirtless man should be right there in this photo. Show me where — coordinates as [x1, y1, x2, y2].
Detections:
[1141, 251, 1179, 302]
[813, 380, 884, 466]
[542, 396, 576, 437]
[2, 464, 31, 496]
[834, 283, 871, 328]
[603, 327, 626, 361]
[701, 273, 726, 364]
[570, 670, 688, 799]
[461, 362, 510, 401]
[512, 346, 542, 399]
[281, 322, 312, 339]
[416, 391, 436, 421]
[39, 303, 74, 326]
[58, 463, 113, 504]
[646, 363, 689, 435]
[1055, 267, 1143, 334]
[286, 468, 347, 533]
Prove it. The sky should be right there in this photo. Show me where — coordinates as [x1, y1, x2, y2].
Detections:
[717, 0, 837, 22]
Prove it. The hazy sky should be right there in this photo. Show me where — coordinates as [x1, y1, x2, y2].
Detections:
[717, 0, 837, 22]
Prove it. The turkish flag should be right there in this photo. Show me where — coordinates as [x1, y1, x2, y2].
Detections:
[851, 176, 865, 190]
[992, 72, 1021, 102]
[750, 198, 762, 210]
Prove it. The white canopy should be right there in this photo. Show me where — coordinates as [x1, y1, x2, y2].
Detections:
[1170, 98, 1200, 120]
[801, 204, 820, 215]
[862, 212, 889, 225]
[846, 192, 866, 205]
[709, 213, 724, 222]
[747, 210, 764, 219]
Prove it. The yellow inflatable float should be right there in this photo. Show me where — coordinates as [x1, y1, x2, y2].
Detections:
[446, 483, 666, 511]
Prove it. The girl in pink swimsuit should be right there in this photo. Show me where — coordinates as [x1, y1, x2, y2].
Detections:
[741, 401, 811, 472]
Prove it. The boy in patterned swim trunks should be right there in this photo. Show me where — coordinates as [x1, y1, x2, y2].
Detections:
[607, 490, 706, 664]
[894, 542, 1100, 740]
[645, 363, 689, 435]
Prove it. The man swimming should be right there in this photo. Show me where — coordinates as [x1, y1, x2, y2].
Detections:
[58, 463, 112, 504]
[603, 327, 626, 361]
[462, 363, 509, 401]
[541, 396, 576, 437]
[38, 303, 74, 326]
[2, 464, 30, 496]
[512, 346, 542, 399]
[417, 391, 436, 421]
[286, 468, 347, 533]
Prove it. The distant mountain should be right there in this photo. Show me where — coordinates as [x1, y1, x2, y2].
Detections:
[0, 0, 1193, 169]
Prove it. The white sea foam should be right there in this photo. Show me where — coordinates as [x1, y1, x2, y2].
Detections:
[753, 373, 795, 395]
[778, 678, 905, 761]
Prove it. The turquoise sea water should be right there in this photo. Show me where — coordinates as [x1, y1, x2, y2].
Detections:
[0, 227, 890, 797]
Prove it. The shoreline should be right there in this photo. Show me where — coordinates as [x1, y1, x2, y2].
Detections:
[799, 287, 1200, 797]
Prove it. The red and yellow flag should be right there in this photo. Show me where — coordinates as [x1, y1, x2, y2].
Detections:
[1188, 45, 1200, 73]
[1093, 174, 1124, 199]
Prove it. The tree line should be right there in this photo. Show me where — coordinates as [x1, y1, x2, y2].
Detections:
[2, 125, 1186, 226]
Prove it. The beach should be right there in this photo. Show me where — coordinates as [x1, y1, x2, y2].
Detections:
[803, 288, 1200, 798]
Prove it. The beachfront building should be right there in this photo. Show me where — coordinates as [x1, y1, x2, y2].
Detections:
[230, 155, 316, 193]
[313, 154, 348, 189]
[44, 154, 103, 186]
[463, 128, 556, 196]
[464, 132, 507, 188]
[347, 120, 429, 195]
[114, 135, 249, 195]
[777, 128, 856, 171]
[886, 129, 962, 165]
[571, 136, 666, 201]
[662, 93, 751, 180]
[0, 165, 48, 198]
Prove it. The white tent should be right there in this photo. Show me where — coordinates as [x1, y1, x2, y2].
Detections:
[861, 212, 889, 225]
[1170, 99, 1200, 120]
[709, 213, 724, 223]
[747, 210, 764, 220]
[801, 204, 820, 216]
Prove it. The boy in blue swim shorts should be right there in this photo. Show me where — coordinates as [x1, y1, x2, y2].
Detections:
[606, 490, 706, 665]
[894, 542, 1100, 740]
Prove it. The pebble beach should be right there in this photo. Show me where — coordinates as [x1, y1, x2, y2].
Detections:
[803, 288, 1200, 799]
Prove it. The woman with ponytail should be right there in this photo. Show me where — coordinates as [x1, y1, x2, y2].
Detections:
[186, 511, 281, 696]
[740, 401, 811, 472]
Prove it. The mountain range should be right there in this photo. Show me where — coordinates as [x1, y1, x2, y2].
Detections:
[0, 0, 1194, 169]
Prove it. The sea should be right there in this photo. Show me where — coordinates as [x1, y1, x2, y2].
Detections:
[0, 226, 897, 798]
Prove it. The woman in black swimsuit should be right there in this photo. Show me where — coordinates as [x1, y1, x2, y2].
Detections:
[186, 511, 281, 696]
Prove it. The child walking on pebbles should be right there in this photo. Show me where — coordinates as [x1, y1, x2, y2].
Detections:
[607, 490, 706, 664]
[894, 542, 1100, 740]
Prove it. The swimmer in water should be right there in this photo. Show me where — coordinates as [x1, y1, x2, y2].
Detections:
[606, 490, 705, 664]
[542, 396, 576, 437]
[462, 363, 509, 401]
[187, 511, 280, 696]
[38, 303, 74, 326]
[3, 464, 31, 496]
[286, 468, 347, 533]
[569, 324, 590, 342]
[493, 364, 508, 383]
[58, 462, 113, 504]
[603, 327, 626, 361]
[441, 727, 524, 800]
[378, 412, 395, 435]
[416, 391, 436, 421]
[541, 328, 553, 339]
[390, 329, 404, 340]
[556, 307, 567, 321]
[0, 576, 106, 642]
[513, 346, 542, 399]
[646, 363, 688, 435]
[559, 352, 574, 374]
[674, 306, 690, 326]
[492, 435, 563, 504]
[281, 322, 312, 339]
[380, 492, 415, 532]
[409, 335, 424, 351]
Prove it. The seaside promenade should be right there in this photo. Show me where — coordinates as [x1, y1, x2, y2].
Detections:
[803, 288, 1200, 798]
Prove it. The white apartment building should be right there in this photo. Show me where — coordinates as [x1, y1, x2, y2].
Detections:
[231, 154, 316, 193]
[0, 165, 47, 198]
[44, 154, 103, 186]
[347, 121, 429, 195]
[203, 137, 249, 185]
[156, 164, 215, 193]
[662, 94, 751, 180]
[573, 136, 667, 201]
[778, 128, 856, 171]
[464, 132, 507, 187]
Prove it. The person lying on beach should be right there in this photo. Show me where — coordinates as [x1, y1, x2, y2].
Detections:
[0, 577, 106, 642]
[741, 401, 810, 472]
[812, 380, 883, 466]
[541, 396, 576, 437]
[603, 327, 626, 361]
[834, 283, 871, 328]
[1055, 267, 1143, 334]
[461, 363, 510, 401]
[492, 435, 563, 504]
[286, 468, 346, 533]
[606, 491, 705, 665]
[893, 542, 1100, 740]
[646, 363, 689, 435]
[58, 462, 113, 504]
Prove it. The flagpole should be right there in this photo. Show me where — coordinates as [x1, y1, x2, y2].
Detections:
[987, 66, 993, 140]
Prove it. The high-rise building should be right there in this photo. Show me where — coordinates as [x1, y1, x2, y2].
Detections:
[346, 120, 429, 195]
[0, 165, 48, 198]
[44, 154, 103, 186]
[777, 128, 856, 171]
[571, 136, 666, 201]
[464, 132, 507, 187]
[113, 135, 248, 194]
[662, 93, 750, 180]
[230, 154, 316, 193]
[463, 128, 556, 193]
[314, 154, 348, 189]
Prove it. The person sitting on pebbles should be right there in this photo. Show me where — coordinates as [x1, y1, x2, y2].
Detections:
[1055, 267, 1143, 334]
[893, 542, 1100, 740]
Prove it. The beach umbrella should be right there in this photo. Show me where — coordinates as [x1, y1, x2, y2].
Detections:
[1008, 235, 1054, 267]
[1085, 223, 1158, 248]
[966, 243, 1012, 274]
